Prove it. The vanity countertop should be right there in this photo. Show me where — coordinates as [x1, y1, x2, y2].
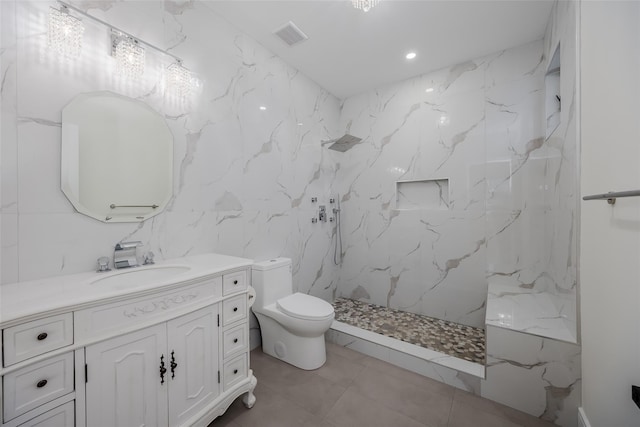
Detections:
[0, 253, 253, 325]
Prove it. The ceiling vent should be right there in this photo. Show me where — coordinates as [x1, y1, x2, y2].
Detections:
[273, 21, 308, 47]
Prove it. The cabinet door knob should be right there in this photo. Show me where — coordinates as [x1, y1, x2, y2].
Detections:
[37, 332, 48, 341]
[233, 369, 238, 374]
[233, 338, 238, 343]
[233, 280, 238, 285]
[233, 307, 238, 312]
[36, 379, 48, 388]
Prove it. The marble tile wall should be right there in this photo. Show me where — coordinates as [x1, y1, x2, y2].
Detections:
[334, 40, 548, 329]
[481, 4, 581, 426]
[1, 0, 18, 285]
[484, 0, 578, 342]
[482, 325, 581, 426]
[0, 0, 341, 312]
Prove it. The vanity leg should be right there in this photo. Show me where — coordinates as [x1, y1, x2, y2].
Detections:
[242, 373, 257, 409]
[242, 391, 256, 409]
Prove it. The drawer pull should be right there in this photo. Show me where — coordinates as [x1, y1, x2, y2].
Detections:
[233, 307, 238, 312]
[233, 369, 238, 374]
[233, 338, 238, 343]
[36, 379, 48, 388]
[233, 280, 238, 285]
[37, 332, 48, 341]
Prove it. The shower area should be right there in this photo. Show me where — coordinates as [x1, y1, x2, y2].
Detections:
[323, 3, 580, 410]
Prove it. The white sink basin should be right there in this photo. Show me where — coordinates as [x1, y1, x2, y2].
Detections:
[91, 266, 191, 288]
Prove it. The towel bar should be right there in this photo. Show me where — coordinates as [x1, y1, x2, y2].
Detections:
[582, 189, 640, 205]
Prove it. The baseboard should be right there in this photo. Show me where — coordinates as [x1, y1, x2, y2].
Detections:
[578, 407, 591, 427]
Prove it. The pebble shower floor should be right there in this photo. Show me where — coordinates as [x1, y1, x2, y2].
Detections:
[332, 298, 486, 365]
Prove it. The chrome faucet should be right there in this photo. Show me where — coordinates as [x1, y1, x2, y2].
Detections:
[114, 241, 141, 269]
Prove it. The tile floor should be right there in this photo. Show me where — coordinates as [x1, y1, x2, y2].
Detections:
[210, 343, 556, 427]
[333, 298, 486, 364]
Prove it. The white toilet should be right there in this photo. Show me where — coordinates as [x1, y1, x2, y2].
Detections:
[252, 258, 334, 370]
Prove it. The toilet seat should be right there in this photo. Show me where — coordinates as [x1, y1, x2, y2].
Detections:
[276, 293, 334, 321]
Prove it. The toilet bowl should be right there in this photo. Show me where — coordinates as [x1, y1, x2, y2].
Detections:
[252, 258, 334, 370]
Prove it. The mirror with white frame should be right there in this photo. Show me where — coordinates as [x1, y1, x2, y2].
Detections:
[61, 91, 173, 223]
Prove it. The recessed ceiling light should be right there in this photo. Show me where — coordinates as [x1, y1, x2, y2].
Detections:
[425, 87, 434, 93]
[297, 122, 303, 126]
[259, 106, 267, 111]
[405, 52, 417, 60]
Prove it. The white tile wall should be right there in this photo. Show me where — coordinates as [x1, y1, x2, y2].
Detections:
[0, 0, 340, 306]
[334, 40, 556, 329]
[481, 4, 581, 427]
[482, 325, 581, 426]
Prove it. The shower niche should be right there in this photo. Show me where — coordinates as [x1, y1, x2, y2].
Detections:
[396, 178, 450, 210]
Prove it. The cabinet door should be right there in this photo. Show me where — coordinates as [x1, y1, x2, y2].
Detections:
[167, 305, 219, 426]
[85, 324, 168, 427]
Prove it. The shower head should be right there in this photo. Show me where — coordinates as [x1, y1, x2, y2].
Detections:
[325, 134, 362, 152]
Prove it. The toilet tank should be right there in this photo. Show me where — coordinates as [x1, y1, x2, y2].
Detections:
[252, 258, 292, 308]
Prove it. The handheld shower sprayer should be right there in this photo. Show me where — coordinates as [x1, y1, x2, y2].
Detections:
[332, 196, 343, 265]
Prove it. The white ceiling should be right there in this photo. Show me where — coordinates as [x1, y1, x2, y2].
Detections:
[204, 0, 554, 99]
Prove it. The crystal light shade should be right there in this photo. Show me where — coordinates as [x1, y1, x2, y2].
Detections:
[114, 35, 145, 78]
[167, 62, 193, 96]
[352, 0, 380, 12]
[48, 6, 84, 59]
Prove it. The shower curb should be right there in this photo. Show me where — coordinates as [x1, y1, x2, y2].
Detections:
[326, 321, 485, 395]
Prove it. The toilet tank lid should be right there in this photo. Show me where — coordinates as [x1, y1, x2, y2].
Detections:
[252, 258, 291, 271]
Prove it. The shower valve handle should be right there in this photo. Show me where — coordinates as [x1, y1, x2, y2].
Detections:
[318, 205, 327, 222]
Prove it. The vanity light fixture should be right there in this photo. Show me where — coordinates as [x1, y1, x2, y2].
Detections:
[112, 32, 145, 77]
[50, 1, 196, 94]
[352, 0, 380, 13]
[259, 106, 267, 111]
[48, 5, 85, 59]
[405, 52, 417, 60]
[166, 61, 193, 96]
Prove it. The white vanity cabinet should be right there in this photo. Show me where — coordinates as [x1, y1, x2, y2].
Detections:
[85, 305, 220, 427]
[0, 254, 257, 427]
[85, 323, 169, 427]
[1, 314, 77, 427]
[167, 305, 221, 426]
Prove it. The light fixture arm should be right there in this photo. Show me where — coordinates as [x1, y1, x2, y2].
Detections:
[57, 0, 183, 64]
